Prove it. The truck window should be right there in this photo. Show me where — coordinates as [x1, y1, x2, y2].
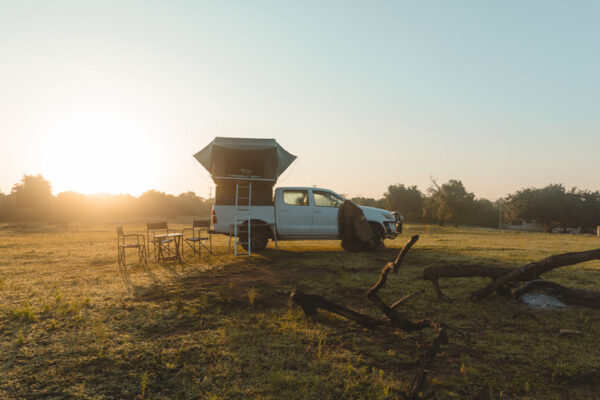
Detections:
[313, 191, 344, 208]
[283, 190, 310, 206]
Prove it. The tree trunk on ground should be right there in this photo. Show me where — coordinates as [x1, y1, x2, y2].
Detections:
[290, 291, 386, 328]
[422, 264, 514, 302]
[422, 248, 600, 307]
[291, 235, 447, 399]
[470, 248, 600, 301]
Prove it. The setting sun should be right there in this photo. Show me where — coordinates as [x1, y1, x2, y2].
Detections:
[42, 112, 158, 195]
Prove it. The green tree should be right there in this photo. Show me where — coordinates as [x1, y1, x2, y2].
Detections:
[10, 174, 53, 221]
[424, 179, 474, 226]
[0, 190, 7, 220]
[383, 184, 423, 221]
[138, 190, 176, 217]
[466, 198, 499, 228]
[578, 190, 600, 232]
[54, 191, 88, 221]
[176, 191, 213, 216]
[504, 184, 582, 233]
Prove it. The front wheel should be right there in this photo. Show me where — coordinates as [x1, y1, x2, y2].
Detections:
[240, 225, 269, 252]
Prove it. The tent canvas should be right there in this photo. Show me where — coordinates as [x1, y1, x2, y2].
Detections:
[193, 137, 297, 182]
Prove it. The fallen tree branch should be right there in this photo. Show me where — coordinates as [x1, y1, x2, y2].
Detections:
[408, 327, 447, 399]
[290, 290, 387, 328]
[290, 234, 447, 398]
[421, 248, 600, 307]
[393, 235, 420, 273]
[471, 248, 600, 301]
[422, 264, 514, 302]
[391, 289, 425, 310]
[368, 235, 420, 297]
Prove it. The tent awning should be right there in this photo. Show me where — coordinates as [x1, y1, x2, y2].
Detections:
[193, 137, 297, 182]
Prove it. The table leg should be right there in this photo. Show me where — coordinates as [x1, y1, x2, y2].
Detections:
[175, 236, 183, 262]
[157, 240, 164, 262]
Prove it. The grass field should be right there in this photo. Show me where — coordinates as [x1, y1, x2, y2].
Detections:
[1, 223, 600, 399]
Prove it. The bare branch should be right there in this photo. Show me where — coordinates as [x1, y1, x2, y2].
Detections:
[391, 289, 425, 309]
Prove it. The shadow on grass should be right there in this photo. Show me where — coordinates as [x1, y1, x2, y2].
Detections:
[121, 241, 511, 306]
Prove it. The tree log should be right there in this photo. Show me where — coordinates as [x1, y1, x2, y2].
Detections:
[422, 248, 600, 306]
[367, 235, 420, 298]
[471, 248, 600, 301]
[290, 233, 447, 398]
[422, 264, 514, 301]
[290, 290, 387, 328]
[393, 235, 420, 273]
[407, 327, 447, 399]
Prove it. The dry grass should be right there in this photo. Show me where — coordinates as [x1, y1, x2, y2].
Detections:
[1, 223, 600, 399]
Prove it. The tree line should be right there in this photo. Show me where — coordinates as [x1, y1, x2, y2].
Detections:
[3, 174, 600, 233]
[350, 179, 500, 228]
[0, 175, 213, 222]
[351, 180, 600, 233]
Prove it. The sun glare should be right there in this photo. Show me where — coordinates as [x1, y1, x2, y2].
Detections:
[43, 112, 157, 195]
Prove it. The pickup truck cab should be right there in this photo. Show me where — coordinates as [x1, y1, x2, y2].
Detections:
[212, 186, 402, 251]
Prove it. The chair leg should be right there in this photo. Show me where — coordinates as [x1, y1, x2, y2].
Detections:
[193, 241, 200, 257]
[157, 242, 163, 262]
[118, 247, 123, 267]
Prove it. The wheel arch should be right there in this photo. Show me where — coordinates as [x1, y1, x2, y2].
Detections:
[241, 219, 274, 239]
[368, 220, 386, 238]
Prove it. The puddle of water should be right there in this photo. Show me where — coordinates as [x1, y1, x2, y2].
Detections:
[521, 292, 566, 309]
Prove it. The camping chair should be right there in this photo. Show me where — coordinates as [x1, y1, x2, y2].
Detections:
[117, 226, 146, 268]
[182, 219, 213, 257]
[146, 222, 175, 261]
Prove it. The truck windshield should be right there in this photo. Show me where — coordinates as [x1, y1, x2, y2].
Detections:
[313, 191, 344, 208]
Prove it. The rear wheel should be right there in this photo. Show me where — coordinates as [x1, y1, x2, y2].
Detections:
[369, 222, 386, 249]
[240, 224, 269, 252]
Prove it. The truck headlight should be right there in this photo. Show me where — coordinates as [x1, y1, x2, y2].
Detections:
[382, 212, 393, 220]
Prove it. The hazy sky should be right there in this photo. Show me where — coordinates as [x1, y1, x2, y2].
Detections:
[1, 1, 598, 200]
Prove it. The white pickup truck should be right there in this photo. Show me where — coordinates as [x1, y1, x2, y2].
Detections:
[211, 186, 403, 251]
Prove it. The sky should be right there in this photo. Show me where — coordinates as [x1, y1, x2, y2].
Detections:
[1, 1, 599, 200]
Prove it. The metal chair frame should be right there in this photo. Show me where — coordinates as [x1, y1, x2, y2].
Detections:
[146, 222, 175, 262]
[182, 219, 213, 257]
[117, 226, 147, 268]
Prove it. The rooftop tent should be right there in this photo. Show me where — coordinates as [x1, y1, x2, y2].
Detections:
[194, 137, 297, 182]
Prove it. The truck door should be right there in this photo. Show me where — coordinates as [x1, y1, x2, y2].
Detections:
[277, 189, 313, 235]
[311, 190, 344, 236]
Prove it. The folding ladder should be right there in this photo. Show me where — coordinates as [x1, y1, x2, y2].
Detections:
[233, 182, 252, 256]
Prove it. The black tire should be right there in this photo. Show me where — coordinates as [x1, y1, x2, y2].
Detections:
[369, 222, 386, 249]
[240, 225, 269, 252]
